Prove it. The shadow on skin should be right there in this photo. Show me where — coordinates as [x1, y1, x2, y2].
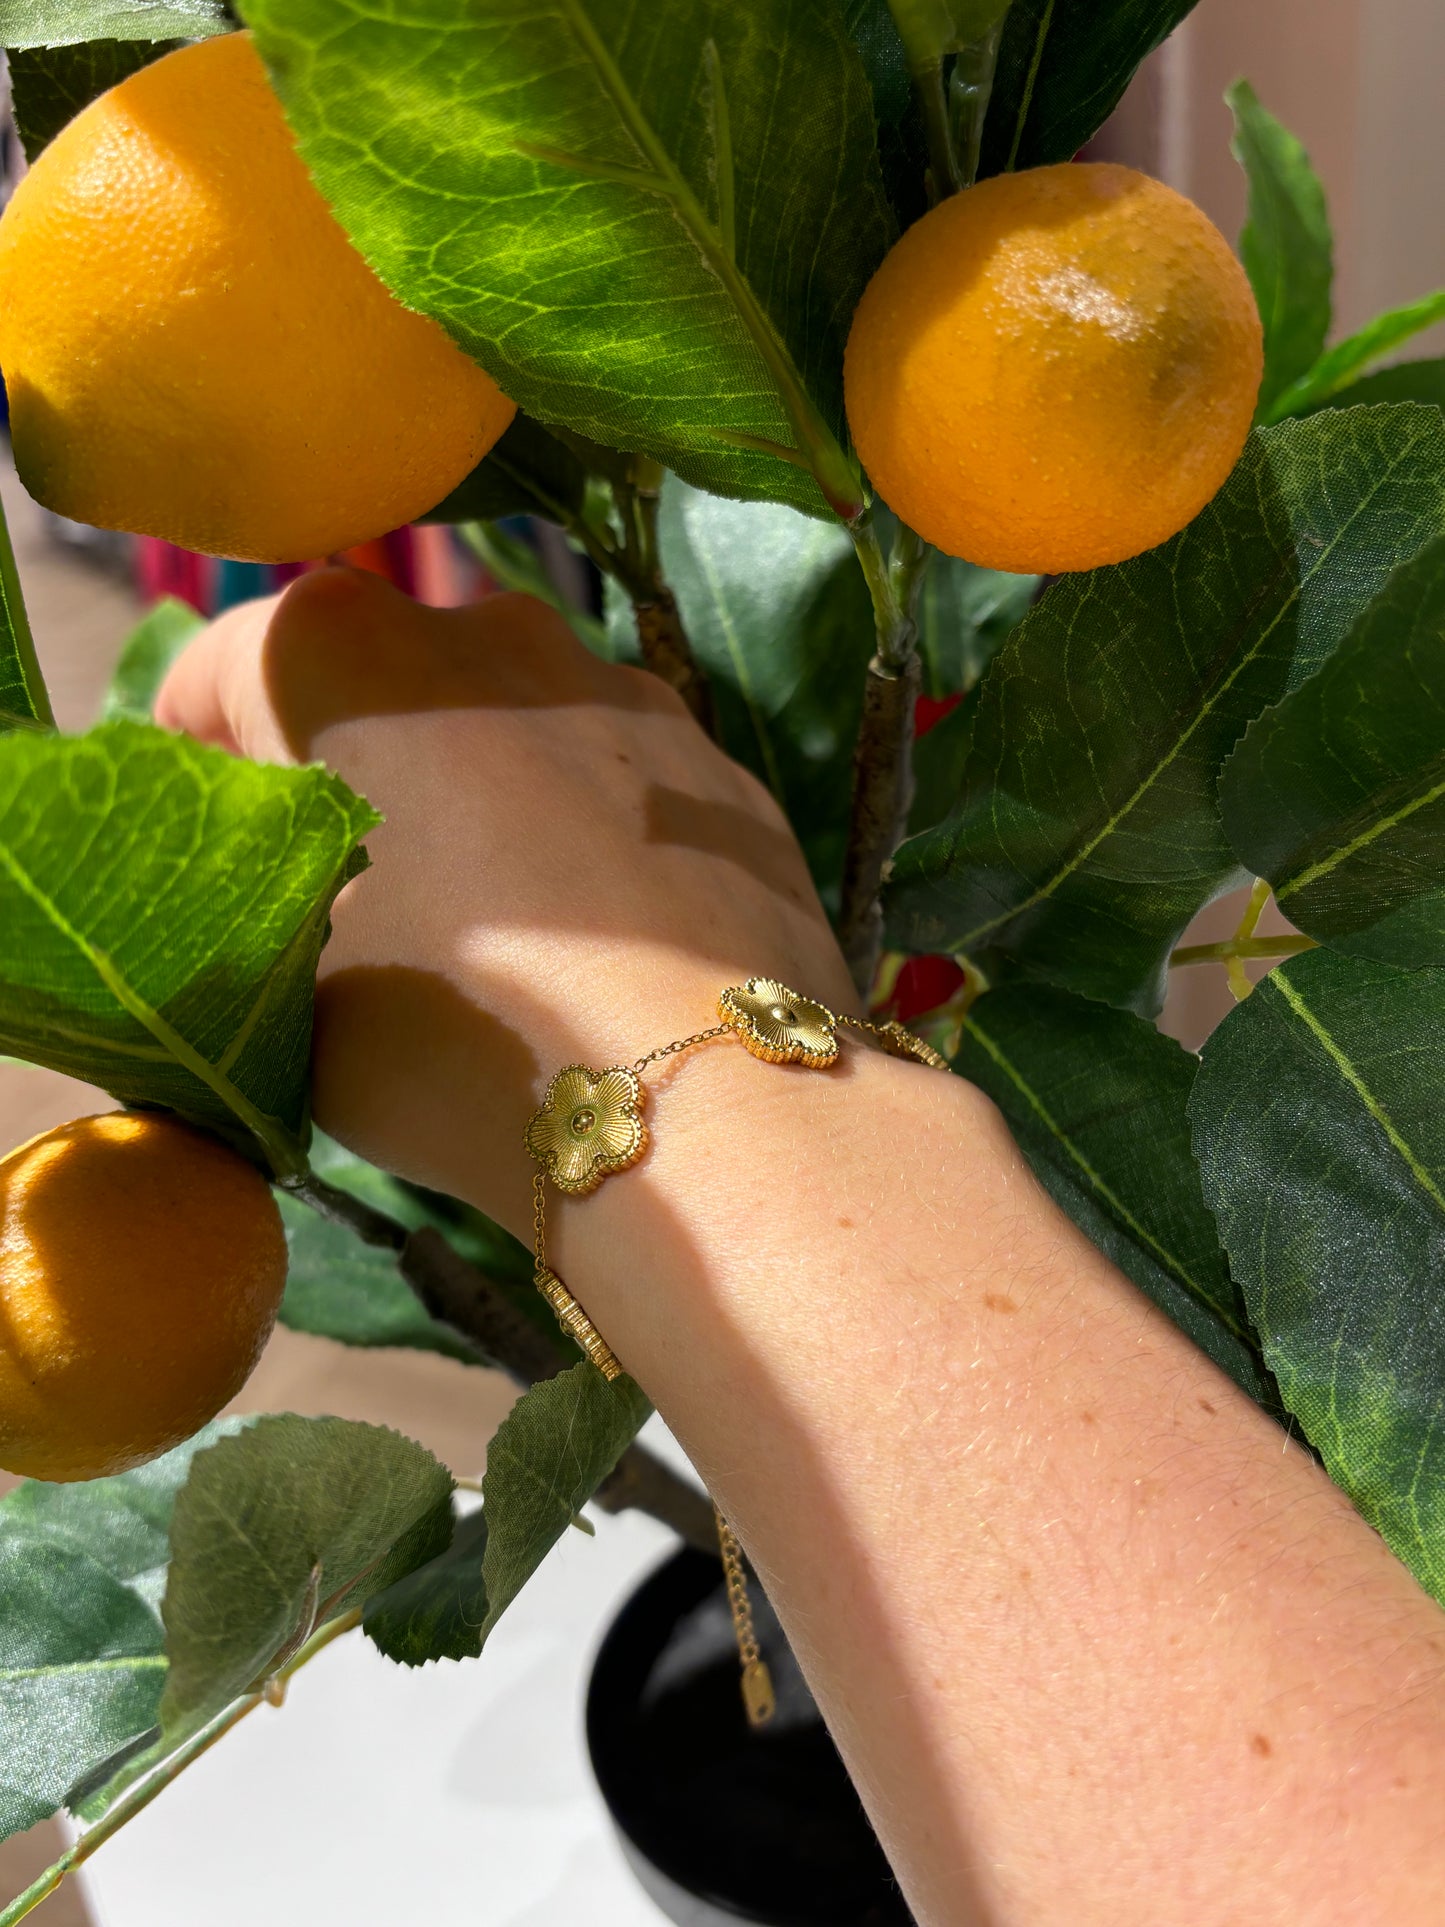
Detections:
[643, 783, 815, 910]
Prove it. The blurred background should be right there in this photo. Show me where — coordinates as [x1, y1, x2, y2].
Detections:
[1, 1, 1441, 1920]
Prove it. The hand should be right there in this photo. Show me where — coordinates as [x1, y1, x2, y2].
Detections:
[156, 567, 857, 1233]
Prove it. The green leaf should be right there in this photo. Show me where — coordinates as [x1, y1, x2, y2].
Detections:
[99, 597, 205, 724]
[648, 478, 875, 898]
[885, 406, 1445, 1014]
[366, 1365, 649, 1666]
[278, 1200, 481, 1365]
[981, 0, 1200, 178]
[1190, 950, 1445, 1604]
[8, 40, 172, 159]
[417, 414, 592, 528]
[1227, 81, 1332, 419]
[160, 1416, 453, 1739]
[0, 493, 50, 735]
[278, 1136, 536, 1364]
[841, 0, 929, 231]
[478, 1366, 650, 1640]
[0, 1421, 245, 1845]
[363, 1509, 489, 1666]
[0, 721, 379, 1174]
[1266, 294, 1445, 424]
[955, 986, 1273, 1405]
[1294, 357, 1445, 419]
[239, 0, 890, 519]
[909, 694, 976, 835]
[1220, 534, 1445, 967]
[0, 2, 229, 45]
[915, 553, 1038, 700]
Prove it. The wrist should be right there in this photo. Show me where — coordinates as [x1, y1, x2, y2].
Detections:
[547, 1036, 987, 1395]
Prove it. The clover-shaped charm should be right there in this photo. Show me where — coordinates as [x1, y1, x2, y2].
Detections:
[525, 1065, 646, 1195]
[718, 978, 838, 1067]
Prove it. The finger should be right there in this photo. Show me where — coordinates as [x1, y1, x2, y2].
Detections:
[154, 591, 284, 757]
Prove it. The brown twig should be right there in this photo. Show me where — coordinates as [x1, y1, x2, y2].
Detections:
[837, 514, 932, 992]
[285, 1175, 715, 1554]
[838, 652, 922, 990]
[632, 585, 713, 728]
[613, 457, 714, 731]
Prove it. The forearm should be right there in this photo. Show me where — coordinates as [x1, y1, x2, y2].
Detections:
[545, 1045, 1445, 1926]
[159, 580, 1445, 1921]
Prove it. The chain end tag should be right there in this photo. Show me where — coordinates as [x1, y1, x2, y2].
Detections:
[741, 1658, 776, 1727]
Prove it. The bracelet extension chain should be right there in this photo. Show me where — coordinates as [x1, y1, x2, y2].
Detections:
[524, 976, 948, 1728]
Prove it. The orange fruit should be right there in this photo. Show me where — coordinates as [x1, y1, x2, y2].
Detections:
[0, 33, 513, 563]
[0, 1113, 288, 1481]
[844, 163, 1263, 573]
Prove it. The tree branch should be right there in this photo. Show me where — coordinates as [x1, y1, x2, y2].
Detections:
[613, 457, 714, 731]
[284, 1176, 716, 1554]
[837, 515, 932, 993]
[632, 585, 712, 727]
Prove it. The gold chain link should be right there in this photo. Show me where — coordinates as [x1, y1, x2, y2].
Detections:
[633, 1023, 731, 1074]
[716, 1506, 776, 1727]
[531, 1170, 547, 1267]
[837, 1011, 950, 1071]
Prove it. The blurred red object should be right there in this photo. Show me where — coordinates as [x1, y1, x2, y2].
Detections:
[890, 953, 965, 1022]
[914, 691, 962, 737]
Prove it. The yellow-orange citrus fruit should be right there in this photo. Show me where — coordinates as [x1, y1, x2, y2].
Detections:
[844, 163, 1263, 573]
[0, 33, 514, 563]
[0, 1113, 288, 1481]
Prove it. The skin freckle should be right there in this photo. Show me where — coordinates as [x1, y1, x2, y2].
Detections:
[1080, 1410, 1097, 1426]
[984, 1292, 1019, 1314]
[1198, 1398, 1217, 1414]
[838, 1216, 854, 1229]
[1251, 1734, 1273, 1758]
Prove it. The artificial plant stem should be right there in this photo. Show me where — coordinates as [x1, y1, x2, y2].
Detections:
[948, 19, 1005, 189]
[914, 58, 960, 201]
[1170, 933, 1317, 968]
[1233, 876, 1273, 943]
[887, 0, 1013, 199]
[0, 1613, 362, 1927]
[614, 457, 713, 730]
[286, 1181, 716, 1555]
[837, 514, 931, 993]
[0, 498, 52, 731]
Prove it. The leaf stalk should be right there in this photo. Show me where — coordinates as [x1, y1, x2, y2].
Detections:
[1170, 934, 1317, 969]
[0, 496, 51, 731]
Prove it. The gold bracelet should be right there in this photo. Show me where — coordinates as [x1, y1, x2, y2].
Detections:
[523, 975, 948, 1725]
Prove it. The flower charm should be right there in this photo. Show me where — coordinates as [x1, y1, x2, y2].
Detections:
[719, 978, 838, 1067]
[526, 1065, 646, 1195]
